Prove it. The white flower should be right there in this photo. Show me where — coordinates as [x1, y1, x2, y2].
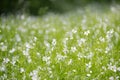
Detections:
[77, 38, 86, 46]
[15, 34, 21, 42]
[77, 52, 84, 60]
[63, 47, 69, 54]
[42, 56, 50, 65]
[117, 67, 120, 71]
[33, 37, 37, 42]
[1, 45, 7, 51]
[99, 37, 105, 42]
[9, 48, 16, 53]
[30, 70, 39, 80]
[71, 46, 77, 53]
[52, 39, 56, 46]
[87, 74, 91, 77]
[0, 65, 6, 71]
[109, 76, 114, 80]
[3, 58, 10, 64]
[86, 62, 92, 69]
[56, 54, 66, 62]
[106, 29, 114, 42]
[20, 68, 25, 73]
[84, 30, 90, 36]
[72, 29, 77, 33]
[25, 42, 31, 49]
[23, 49, 29, 56]
[108, 64, 117, 72]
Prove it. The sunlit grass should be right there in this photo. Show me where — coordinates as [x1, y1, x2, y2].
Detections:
[0, 4, 120, 80]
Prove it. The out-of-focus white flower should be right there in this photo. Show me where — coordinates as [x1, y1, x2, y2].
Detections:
[52, 39, 56, 46]
[15, 34, 21, 42]
[106, 29, 114, 42]
[44, 40, 50, 48]
[33, 37, 37, 42]
[42, 56, 51, 65]
[117, 67, 120, 71]
[84, 30, 90, 36]
[77, 38, 86, 47]
[20, 68, 25, 73]
[11, 56, 19, 66]
[71, 46, 77, 53]
[87, 74, 91, 77]
[28, 56, 32, 63]
[99, 37, 105, 42]
[9, 48, 16, 53]
[3, 58, 10, 64]
[108, 63, 117, 72]
[30, 70, 39, 80]
[109, 76, 114, 80]
[56, 54, 66, 62]
[72, 29, 77, 34]
[1, 45, 7, 51]
[0, 65, 6, 71]
[86, 62, 92, 69]
[23, 49, 29, 56]
[25, 42, 31, 49]
[63, 47, 69, 54]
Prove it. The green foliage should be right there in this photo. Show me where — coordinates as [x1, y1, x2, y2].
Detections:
[0, 4, 120, 80]
[0, 0, 120, 15]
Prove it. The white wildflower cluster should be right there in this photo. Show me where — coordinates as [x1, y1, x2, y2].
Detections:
[86, 62, 92, 71]
[9, 48, 16, 53]
[77, 38, 86, 47]
[62, 38, 69, 54]
[15, 34, 21, 42]
[52, 38, 56, 46]
[106, 29, 114, 42]
[109, 76, 119, 80]
[23, 42, 32, 63]
[42, 56, 51, 65]
[70, 46, 77, 53]
[30, 69, 40, 80]
[72, 28, 77, 34]
[56, 54, 67, 62]
[99, 37, 105, 42]
[107, 62, 120, 73]
[11, 56, 19, 66]
[0, 42, 7, 51]
[84, 30, 90, 36]
[20, 68, 25, 73]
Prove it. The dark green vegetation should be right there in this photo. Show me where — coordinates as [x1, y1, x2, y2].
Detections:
[0, 0, 120, 15]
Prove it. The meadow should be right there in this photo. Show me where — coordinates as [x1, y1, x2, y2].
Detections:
[0, 4, 120, 80]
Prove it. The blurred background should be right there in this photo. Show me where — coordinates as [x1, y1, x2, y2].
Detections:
[0, 0, 120, 15]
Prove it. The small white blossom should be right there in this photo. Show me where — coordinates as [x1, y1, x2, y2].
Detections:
[3, 58, 10, 64]
[77, 38, 86, 47]
[72, 29, 77, 34]
[71, 46, 77, 53]
[9, 48, 16, 53]
[87, 74, 91, 77]
[56, 54, 66, 62]
[99, 37, 105, 42]
[20, 68, 25, 73]
[84, 30, 90, 36]
[109, 76, 114, 80]
[30, 70, 39, 80]
[52, 39, 56, 46]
